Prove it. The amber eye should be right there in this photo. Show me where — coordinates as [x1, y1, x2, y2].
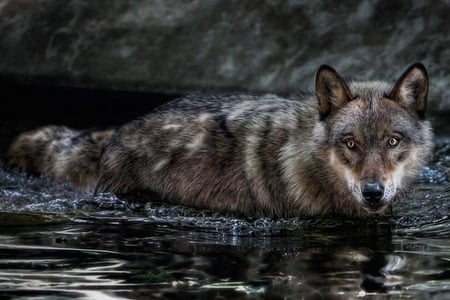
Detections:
[346, 139, 356, 150]
[387, 137, 400, 148]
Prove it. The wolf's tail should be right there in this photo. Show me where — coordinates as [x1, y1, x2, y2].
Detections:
[6, 126, 115, 190]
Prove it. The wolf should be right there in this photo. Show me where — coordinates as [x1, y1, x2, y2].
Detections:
[6, 63, 433, 217]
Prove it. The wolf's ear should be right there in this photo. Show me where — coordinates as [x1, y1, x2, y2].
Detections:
[389, 63, 429, 118]
[315, 65, 352, 120]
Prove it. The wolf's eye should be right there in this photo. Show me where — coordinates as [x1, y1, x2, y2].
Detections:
[387, 137, 400, 148]
[345, 139, 356, 150]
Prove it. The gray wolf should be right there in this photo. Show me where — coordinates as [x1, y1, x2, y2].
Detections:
[6, 63, 433, 217]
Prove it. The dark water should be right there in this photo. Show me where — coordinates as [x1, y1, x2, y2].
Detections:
[0, 138, 448, 300]
[1, 84, 449, 299]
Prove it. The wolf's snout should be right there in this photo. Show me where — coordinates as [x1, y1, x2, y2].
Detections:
[361, 182, 384, 203]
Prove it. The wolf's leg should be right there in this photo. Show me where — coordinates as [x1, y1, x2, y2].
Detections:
[6, 126, 114, 190]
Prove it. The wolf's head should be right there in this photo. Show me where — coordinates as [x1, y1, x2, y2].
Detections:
[316, 63, 433, 213]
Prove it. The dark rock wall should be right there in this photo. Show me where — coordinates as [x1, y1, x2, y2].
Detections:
[0, 0, 449, 123]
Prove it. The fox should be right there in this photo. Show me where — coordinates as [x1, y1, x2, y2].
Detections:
[6, 63, 433, 217]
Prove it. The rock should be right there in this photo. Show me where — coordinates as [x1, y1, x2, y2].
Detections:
[0, 0, 449, 126]
[0, 212, 68, 226]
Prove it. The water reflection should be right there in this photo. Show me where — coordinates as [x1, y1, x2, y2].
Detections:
[0, 242, 129, 299]
[0, 214, 447, 299]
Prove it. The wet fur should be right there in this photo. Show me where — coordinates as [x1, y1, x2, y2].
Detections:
[6, 64, 433, 217]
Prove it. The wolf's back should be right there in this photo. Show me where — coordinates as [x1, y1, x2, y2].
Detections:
[7, 126, 114, 190]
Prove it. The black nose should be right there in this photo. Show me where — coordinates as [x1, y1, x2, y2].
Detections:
[361, 182, 384, 203]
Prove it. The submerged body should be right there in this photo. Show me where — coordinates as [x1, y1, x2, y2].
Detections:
[7, 64, 433, 217]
